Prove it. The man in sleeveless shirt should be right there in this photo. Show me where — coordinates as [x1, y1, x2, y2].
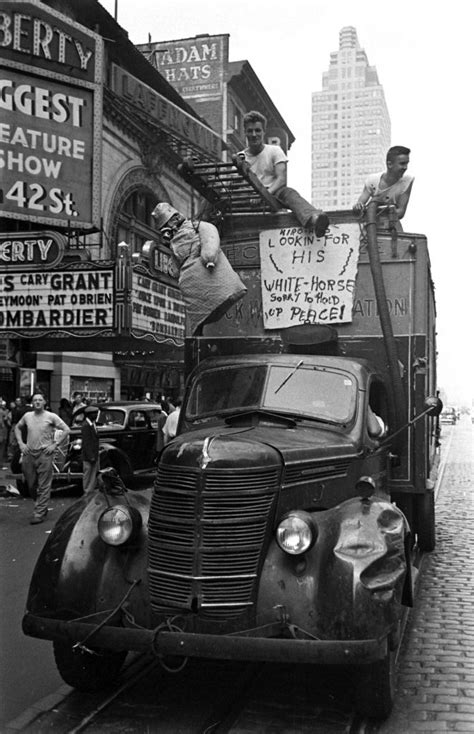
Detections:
[353, 146, 414, 220]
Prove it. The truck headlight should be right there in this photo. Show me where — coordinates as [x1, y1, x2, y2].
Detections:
[98, 505, 142, 546]
[276, 511, 316, 555]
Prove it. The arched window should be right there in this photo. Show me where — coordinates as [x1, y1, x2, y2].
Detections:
[116, 188, 159, 255]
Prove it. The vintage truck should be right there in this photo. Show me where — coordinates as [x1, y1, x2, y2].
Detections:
[23, 167, 441, 719]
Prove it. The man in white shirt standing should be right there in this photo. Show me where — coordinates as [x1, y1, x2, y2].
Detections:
[15, 392, 70, 524]
[163, 399, 182, 445]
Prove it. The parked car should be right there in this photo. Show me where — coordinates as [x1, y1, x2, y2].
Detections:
[440, 407, 457, 425]
[12, 401, 163, 496]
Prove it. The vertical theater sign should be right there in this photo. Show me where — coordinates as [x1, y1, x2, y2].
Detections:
[0, 0, 103, 229]
[0, 2, 186, 351]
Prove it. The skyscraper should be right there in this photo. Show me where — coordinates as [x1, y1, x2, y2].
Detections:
[311, 26, 391, 210]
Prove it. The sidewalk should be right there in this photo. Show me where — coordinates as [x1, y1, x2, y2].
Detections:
[379, 417, 474, 733]
[0, 463, 19, 497]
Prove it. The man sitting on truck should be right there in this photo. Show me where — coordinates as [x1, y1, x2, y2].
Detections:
[353, 146, 414, 220]
[239, 111, 330, 238]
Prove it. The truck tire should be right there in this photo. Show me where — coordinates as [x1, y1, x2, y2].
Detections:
[415, 491, 436, 552]
[53, 641, 127, 691]
[354, 648, 396, 720]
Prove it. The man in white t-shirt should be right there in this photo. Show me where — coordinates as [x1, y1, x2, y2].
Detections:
[15, 392, 70, 524]
[163, 399, 182, 445]
[239, 110, 329, 238]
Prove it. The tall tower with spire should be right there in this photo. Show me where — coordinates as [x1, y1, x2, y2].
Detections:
[311, 27, 391, 210]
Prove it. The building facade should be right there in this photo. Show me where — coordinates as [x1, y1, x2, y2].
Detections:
[0, 1, 292, 412]
[311, 26, 391, 211]
[0, 0, 224, 409]
[136, 35, 295, 156]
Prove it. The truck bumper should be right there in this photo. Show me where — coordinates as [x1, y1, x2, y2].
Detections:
[23, 613, 387, 665]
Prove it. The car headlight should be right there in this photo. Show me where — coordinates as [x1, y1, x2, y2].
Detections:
[98, 505, 142, 546]
[276, 511, 316, 555]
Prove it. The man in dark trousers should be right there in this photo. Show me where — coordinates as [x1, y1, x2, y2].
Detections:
[15, 392, 69, 524]
[81, 405, 100, 495]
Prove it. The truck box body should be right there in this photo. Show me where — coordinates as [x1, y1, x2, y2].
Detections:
[186, 210, 438, 496]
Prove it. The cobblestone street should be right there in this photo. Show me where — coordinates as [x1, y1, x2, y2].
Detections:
[379, 418, 474, 733]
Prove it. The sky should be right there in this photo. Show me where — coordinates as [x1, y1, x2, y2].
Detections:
[100, 0, 474, 407]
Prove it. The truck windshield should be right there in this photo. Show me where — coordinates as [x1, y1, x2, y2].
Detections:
[185, 364, 356, 425]
[186, 365, 267, 418]
[265, 365, 356, 424]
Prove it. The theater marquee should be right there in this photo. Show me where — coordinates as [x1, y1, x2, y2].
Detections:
[0, 237, 186, 345]
[0, 266, 116, 336]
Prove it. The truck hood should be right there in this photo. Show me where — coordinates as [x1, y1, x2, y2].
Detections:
[166, 415, 359, 468]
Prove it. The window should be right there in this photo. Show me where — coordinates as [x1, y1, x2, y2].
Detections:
[129, 411, 149, 428]
[117, 190, 160, 256]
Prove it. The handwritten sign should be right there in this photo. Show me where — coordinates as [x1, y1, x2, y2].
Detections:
[259, 223, 361, 329]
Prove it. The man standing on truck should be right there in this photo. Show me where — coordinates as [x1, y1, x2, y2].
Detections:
[353, 146, 414, 219]
[239, 111, 330, 238]
[15, 392, 70, 524]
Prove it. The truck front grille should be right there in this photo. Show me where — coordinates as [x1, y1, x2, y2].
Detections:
[148, 464, 279, 620]
[283, 458, 350, 486]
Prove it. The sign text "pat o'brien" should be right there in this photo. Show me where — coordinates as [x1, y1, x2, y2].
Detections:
[0, 270, 113, 331]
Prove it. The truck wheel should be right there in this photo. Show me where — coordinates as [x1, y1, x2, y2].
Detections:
[53, 641, 127, 691]
[415, 491, 436, 552]
[354, 648, 396, 720]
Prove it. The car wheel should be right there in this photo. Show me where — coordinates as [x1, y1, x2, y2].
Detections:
[53, 640, 127, 691]
[354, 646, 397, 720]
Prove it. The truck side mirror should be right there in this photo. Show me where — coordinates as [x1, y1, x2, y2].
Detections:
[424, 396, 443, 417]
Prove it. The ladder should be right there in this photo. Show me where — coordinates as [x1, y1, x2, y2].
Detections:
[177, 154, 282, 215]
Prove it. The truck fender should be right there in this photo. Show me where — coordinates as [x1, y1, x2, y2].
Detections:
[99, 443, 133, 481]
[25, 491, 152, 628]
[256, 496, 409, 640]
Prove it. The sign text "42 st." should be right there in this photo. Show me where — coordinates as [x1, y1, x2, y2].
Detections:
[4, 180, 77, 217]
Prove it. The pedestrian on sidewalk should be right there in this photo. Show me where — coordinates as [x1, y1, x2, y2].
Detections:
[0, 399, 10, 468]
[163, 398, 182, 445]
[15, 392, 70, 524]
[81, 405, 100, 495]
[7, 397, 26, 464]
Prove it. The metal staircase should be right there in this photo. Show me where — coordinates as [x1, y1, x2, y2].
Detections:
[177, 154, 282, 215]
